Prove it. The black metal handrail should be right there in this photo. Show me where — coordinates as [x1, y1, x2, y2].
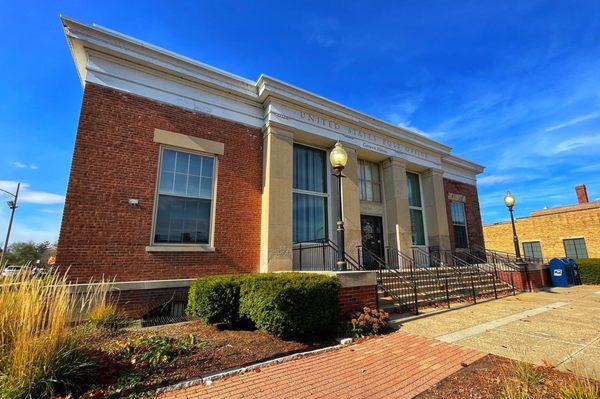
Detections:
[473, 245, 548, 265]
[358, 246, 419, 314]
[292, 238, 361, 271]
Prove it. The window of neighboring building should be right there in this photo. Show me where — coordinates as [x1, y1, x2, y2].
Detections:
[407, 172, 426, 246]
[450, 201, 469, 249]
[522, 241, 543, 260]
[563, 238, 588, 259]
[293, 144, 328, 242]
[358, 160, 381, 202]
[154, 148, 215, 244]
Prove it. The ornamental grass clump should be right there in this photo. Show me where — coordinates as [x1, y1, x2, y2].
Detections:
[349, 306, 390, 338]
[0, 269, 111, 398]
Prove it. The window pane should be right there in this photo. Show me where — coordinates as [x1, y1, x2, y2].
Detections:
[200, 177, 213, 198]
[293, 144, 326, 193]
[293, 192, 327, 242]
[189, 154, 202, 176]
[175, 152, 189, 173]
[159, 171, 174, 193]
[523, 242, 542, 259]
[358, 160, 381, 203]
[373, 183, 381, 203]
[409, 209, 425, 246]
[201, 157, 214, 178]
[454, 225, 469, 249]
[451, 202, 466, 225]
[564, 238, 588, 259]
[187, 175, 200, 196]
[162, 149, 177, 172]
[173, 173, 188, 195]
[407, 173, 422, 207]
[155, 195, 211, 243]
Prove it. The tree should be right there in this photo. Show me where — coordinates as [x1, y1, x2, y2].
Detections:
[4, 241, 55, 265]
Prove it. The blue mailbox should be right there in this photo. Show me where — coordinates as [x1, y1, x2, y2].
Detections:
[549, 258, 580, 287]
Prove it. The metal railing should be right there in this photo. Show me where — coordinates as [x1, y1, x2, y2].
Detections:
[357, 246, 419, 314]
[292, 238, 361, 271]
[470, 245, 531, 292]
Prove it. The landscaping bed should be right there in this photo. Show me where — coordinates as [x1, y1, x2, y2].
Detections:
[78, 320, 336, 398]
[416, 354, 599, 399]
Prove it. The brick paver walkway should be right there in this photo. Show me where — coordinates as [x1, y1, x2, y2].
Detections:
[157, 331, 485, 399]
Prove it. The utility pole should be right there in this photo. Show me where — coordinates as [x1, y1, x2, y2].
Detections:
[1, 183, 20, 266]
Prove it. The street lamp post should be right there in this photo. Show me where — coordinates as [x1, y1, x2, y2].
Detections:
[0, 183, 20, 266]
[503, 191, 522, 260]
[330, 142, 348, 271]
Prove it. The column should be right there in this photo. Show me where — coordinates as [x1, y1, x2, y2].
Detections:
[421, 168, 451, 250]
[259, 127, 293, 272]
[382, 158, 412, 255]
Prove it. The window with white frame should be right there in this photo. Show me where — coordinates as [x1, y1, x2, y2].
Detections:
[406, 172, 426, 246]
[358, 160, 382, 202]
[523, 241, 542, 260]
[563, 238, 588, 259]
[153, 147, 215, 244]
[293, 144, 328, 242]
[450, 201, 469, 249]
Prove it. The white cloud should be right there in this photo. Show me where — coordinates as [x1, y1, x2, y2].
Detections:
[0, 181, 65, 204]
[549, 134, 600, 154]
[544, 112, 600, 132]
[12, 161, 38, 170]
[477, 175, 515, 186]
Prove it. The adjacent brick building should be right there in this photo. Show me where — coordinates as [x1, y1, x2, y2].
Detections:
[483, 185, 599, 259]
[58, 17, 486, 316]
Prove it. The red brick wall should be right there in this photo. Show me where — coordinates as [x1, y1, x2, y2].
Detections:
[443, 179, 485, 253]
[114, 287, 190, 318]
[57, 84, 263, 282]
[497, 267, 551, 292]
[338, 285, 377, 318]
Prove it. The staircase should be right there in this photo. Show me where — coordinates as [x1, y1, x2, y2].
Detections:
[359, 246, 517, 315]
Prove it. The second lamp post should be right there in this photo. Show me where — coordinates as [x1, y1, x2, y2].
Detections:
[330, 141, 348, 271]
[504, 191, 522, 260]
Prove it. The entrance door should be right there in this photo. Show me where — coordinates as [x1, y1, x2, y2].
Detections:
[360, 215, 384, 270]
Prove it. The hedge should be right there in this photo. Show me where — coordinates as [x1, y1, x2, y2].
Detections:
[576, 258, 600, 285]
[186, 273, 341, 339]
[185, 275, 248, 323]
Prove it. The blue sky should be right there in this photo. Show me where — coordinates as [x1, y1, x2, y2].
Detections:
[1, 1, 600, 245]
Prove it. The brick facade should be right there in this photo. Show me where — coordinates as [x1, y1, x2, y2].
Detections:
[338, 285, 378, 318]
[483, 202, 600, 259]
[443, 178, 485, 252]
[56, 84, 263, 282]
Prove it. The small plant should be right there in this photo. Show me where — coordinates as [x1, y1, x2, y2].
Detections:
[348, 307, 390, 338]
[513, 361, 546, 388]
[560, 377, 600, 399]
[110, 334, 205, 368]
[89, 303, 133, 330]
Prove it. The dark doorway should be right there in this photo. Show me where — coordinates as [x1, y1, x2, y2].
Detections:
[360, 215, 384, 269]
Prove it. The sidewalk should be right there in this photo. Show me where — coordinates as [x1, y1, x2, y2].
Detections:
[156, 331, 484, 399]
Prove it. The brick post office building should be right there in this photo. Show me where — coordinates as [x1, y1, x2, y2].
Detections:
[57, 18, 486, 317]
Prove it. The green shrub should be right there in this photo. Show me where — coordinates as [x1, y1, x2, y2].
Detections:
[186, 275, 248, 323]
[575, 259, 600, 285]
[239, 273, 340, 339]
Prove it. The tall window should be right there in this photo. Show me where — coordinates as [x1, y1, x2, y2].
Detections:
[523, 241, 542, 260]
[407, 172, 425, 246]
[358, 160, 381, 202]
[293, 144, 328, 242]
[450, 201, 469, 249]
[154, 148, 215, 244]
[563, 238, 588, 259]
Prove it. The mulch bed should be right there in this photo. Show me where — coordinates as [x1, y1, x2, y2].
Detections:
[80, 320, 336, 398]
[416, 354, 599, 399]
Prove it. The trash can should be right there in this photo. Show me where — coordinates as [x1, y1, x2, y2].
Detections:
[549, 258, 576, 287]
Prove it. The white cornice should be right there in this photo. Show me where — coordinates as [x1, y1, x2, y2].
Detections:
[61, 16, 484, 183]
